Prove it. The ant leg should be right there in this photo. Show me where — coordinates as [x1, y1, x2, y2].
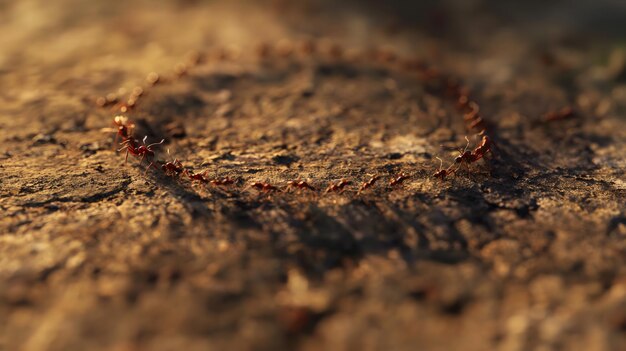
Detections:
[125, 150, 129, 163]
[145, 162, 154, 175]
[139, 154, 145, 165]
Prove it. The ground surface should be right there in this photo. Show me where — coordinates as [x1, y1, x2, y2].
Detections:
[1, 1, 626, 350]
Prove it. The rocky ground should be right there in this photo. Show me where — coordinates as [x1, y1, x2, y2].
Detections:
[1, 1, 626, 350]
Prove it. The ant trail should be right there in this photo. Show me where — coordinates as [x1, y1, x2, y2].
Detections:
[102, 43, 499, 190]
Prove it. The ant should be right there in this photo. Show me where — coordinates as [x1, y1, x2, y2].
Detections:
[462, 102, 486, 132]
[161, 149, 184, 177]
[453, 136, 474, 171]
[250, 182, 280, 193]
[389, 173, 410, 186]
[287, 180, 316, 192]
[113, 116, 135, 140]
[357, 175, 380, 194]
[544, 106, 574, 122]
[433, 157, 456, 180]
[102, 116, 135, 145]
[146, 72, 160, 85]
[118, 136, 165, 173]
[210, 177, 236, 187]
[325, 179, 351, 193]
[449, 135, 494, 174]
[457, 95, 471, 113]
[183, 170, 209, 184]
[470, 134, 493, 162]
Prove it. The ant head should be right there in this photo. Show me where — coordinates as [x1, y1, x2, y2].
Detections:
[114, 115, 128, 125]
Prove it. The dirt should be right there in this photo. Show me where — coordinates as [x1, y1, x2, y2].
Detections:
[1, 1, 626, 350]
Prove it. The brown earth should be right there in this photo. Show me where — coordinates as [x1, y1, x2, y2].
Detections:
[1, 1, 626, 350]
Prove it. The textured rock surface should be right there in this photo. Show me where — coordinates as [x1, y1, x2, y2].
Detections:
[1, 1, 626, 350]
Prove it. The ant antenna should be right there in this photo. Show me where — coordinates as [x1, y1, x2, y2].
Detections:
[461, 136, 470, 153]
[147, 139, 165, 148]
[436, 156, 444, 170]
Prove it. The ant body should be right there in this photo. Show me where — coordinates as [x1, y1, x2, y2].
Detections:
[210, 177, 236, 187]
[357, 175, 380, 194]
[462, 102, 486, 132]
[325, 179, 351, 193]
[389, 173, 410, 186]
[184, 170, 209, 183]
[287, 180, 316, 192]
[113, 115, 135, 140]
[250, 182, 280, 193]
[471, 135, 493, 162]
[453, 136, 474, 171]
[161, 149, 184, 176]
[162, 159, 184, 176]
[544, 106, 574, 122]
[102, 116, 135, 145]
[118, 136, 165, 173]
[448, 135, 494, 175]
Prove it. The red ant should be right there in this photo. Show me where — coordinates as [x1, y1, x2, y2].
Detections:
[210, 177, 236, 187]
[433, 157, 456, 180]
[325, 179, 351, 193]
[544, 106, 574, 122]
[118, 136, 165, 173]
[102, 116, 135, 145]
[457, 95, 471, 112]
[462, 102, 486, 132]
[471, 135, 493, 162]
[450, 135, 494, 174]
[357, 175, 380, 194]
[113, 116, 135, 142]
[183, 170, 209, 183]
[453, 136, 474, 170]
[287, 180, 316, 192]
[161, 149, 184, 176]
[250, 182, 280, 193]
[389, 173, 410, 186]
[146, 72, 160, 85]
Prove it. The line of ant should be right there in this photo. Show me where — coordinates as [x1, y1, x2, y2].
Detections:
[108, 113, 495, 196]
[94, 41, 460, 116]
[106, 115, 427, 193]
[100, 42, 497, 189]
